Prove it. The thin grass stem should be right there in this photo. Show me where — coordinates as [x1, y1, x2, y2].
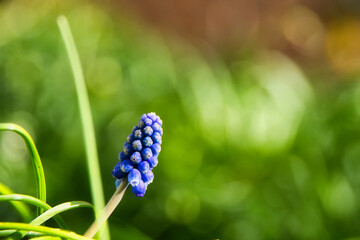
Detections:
[57, 15, 110, 240]
[9, 201, 93, 239]
[0, 194, 68, 230]
[0, 182, 32, 222]
[0, 222, 93, 240]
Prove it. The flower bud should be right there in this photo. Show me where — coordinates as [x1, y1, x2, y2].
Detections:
[141, 147, 153, 160]
[142, 136, 153, 147]
[147, 112, 157, 122]
[144, 118, 153, 126]
[152, 122, 161, 132]
[123, 143, 133, 155]
[132, 140, 142, 151]
[151, 132, 161, 144]
[119, 160, 133, 173]
[138, 160, 150, 174]
[147, 157, 158, 168]
[118, 151, 128, 161]
[151, 143, 161, 156]
[132, 180, 146, 197]
[142, 170, 154, 184]
[128, 169, 142, 187]
[112, 161, 126, 179]
[130, 151, 142, 164]
[143, 126, 153, 136]
[134, 129, 143, 139]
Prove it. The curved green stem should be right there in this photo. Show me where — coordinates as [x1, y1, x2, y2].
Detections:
[0, 222, 93, 240]
[9, 200, 93, 239]
[0, 123, 46, 216]
[27, 236, 62, 240]
[0, 182, 32, 222]
[0, 194, 68, 230]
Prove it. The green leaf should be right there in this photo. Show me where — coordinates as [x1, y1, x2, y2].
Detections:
[11, 201, 93, 239]
[0, 182, 32, 222]
[57, 15, 110, 240]
[27, 237, 62, 240]
[0, 194, 68, 230]
[0, 123, 46, 216]
[0, 222, 93, 240]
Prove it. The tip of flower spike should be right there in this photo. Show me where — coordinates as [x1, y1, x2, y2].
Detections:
[147, 112, 157, 122]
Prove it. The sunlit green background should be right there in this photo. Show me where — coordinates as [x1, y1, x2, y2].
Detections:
[1, 0, 360, 239]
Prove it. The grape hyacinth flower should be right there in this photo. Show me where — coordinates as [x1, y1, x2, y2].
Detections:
[84, 113, 163, 238]
[112, 112, 163, 197]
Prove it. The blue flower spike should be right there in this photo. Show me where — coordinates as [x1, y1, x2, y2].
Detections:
[112, 112, 163, 197]
[84, 113, 163, 239]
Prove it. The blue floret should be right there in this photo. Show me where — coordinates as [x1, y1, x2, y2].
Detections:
[132, 140, 142, 151]
[128, 169, 142, 186]
[130, 151, 142, 164]
[141, 148, 153, 160]
[132, 180, 146, 197]
[141, 170, 154, 184]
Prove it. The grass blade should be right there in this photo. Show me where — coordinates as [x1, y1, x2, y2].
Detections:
[0, 194, 68, 230]
[0, 123, 46, 215]
[0, 222, 93, 240]
[27, 237, 62, 240]
[10, 201, 93, 239]
[0, 183, 32, 222]
[57, 15, 110, 240]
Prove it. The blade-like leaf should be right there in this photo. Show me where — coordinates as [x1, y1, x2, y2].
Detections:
[57, 15, 110, 240]
[0, 194, 68, 229]
[0, 183, 32, 222]
[0, 123, 46, 215]
[12, 201, 93, 239]
[27, 237, 62, 240]
[0, 222, 93, 240]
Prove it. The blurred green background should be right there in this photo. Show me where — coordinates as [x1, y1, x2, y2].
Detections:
[1, 0, 360, 239]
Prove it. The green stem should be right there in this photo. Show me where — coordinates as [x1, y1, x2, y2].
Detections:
[0, 123, 46, 216]
[0, 194, 68, 230]
[57, 15, 110, 240]
[84, 179, 129, 239]
[10, 201, 93, 239]
[0, 182, 32, 222]
[0, 222, 92, 240]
